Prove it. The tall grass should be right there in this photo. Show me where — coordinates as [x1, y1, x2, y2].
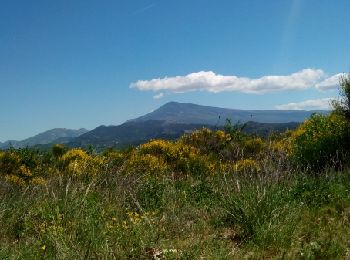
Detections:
[1, 164, 350, 258]
[2, 122, 350, 258]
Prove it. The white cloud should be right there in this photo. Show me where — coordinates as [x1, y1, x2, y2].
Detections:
[153, 92, 164, 99]
[275, 98, 334, 110]
[130, 69, 343, 95]
[315, 73, 343, 90]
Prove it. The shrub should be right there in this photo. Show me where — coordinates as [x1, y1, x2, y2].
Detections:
[122, 152, 169, 177]
[138, 139, 212, 176]
[103, 149, 125, 169]
[289, 113, 350, 171]
[233, 159, 261, 174]
[180, 128, 231, 156]
[331, 73, 350, 121]
[60, 149, 105, 176]
[51, 144, 67, 159]
[0, 150, 47, 186]
[242, 137, 265, 156]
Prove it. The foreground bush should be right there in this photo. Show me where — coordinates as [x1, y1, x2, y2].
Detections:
[289, 113, 350, 171]
[0, 149, 48, 186]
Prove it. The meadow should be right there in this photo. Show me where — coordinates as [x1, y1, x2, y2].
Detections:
[1, 77, 350, 259]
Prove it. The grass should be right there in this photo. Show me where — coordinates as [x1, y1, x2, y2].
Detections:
[2, 166, 350, 259]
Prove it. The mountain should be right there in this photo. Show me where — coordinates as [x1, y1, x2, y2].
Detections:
[132, 102, 328, 125]
[69, 102, 322, 149]
[70, 120, 299, 149]
[70, 120, 211, 148]
[0, 128, 88, 149]
[1, 102, 327, 150]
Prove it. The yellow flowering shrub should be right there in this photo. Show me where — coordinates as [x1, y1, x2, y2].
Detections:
[0, 151, 21, 175]
[289, 113, 350, 170]
[234, 159, 261, 174]
[139, 139, 213, 176]
[243, 138, 265, 156]
[270, 140, 290, 155]
[0, 150, 47, 186]
[180, 128, 231, 155]
[30, 177, 47, 185]
[217, 162, 235, 174]
[123, 152, 169, 176]
[61, 148, 90, 163]
[140, 140, 200, 160]
[61, 149, 105, 176]
[139, 139, 173, 156]
[4, 174, 26, 186]
[181, 128, 267, 164]
[103, 149, 125, 168]
[268, 130, 293, 157]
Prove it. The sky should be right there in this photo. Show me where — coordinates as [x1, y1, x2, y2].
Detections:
[1, 0, 350, 141]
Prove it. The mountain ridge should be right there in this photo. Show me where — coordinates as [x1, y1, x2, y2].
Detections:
[70, 120, 299, 149]
[0, 128, 88, 149]
[131, 101, 328, 125]
[1, 102, 329, 150]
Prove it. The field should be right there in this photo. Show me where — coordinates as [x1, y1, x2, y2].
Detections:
[2, 107, 350, 259]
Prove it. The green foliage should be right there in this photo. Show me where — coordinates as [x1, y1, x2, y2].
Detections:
[51, 144, 67, 159]
[332, 73, 350, 120]
[289, 113, 350, 171]
[221, 182, 293, 241]
[135, 177, 167, 211]
[224, 118, 247, 142]
[3, 112, 350, 258]
[0, 148, 49, 185]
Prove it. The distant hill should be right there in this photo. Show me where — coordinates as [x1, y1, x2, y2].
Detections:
[0, 128, 88, 149]
[1, 102, 326, 150]
[69, 120, 299, 149]
[69, 120, 209, 148]
[132, 102, 328, 125]
[69, 101, 320, 149]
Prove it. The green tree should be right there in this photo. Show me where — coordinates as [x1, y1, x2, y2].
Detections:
[51, 144, 67, 159]
[332, 73, 350, 120]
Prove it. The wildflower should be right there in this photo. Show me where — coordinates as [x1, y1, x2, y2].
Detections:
[5, 174, 26, 186]
[121, 220, 128, 229]
[30, 177, 47, 185]
[234, 159, 260, 173]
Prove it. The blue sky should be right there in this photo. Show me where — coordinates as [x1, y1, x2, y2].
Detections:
[1, 0, 350, 141]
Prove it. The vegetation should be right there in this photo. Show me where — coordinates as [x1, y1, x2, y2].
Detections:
[1, 75, 350, 258]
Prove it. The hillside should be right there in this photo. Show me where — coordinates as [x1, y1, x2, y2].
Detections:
[0, 128, 88, 149]
[70, 120, 299, 149]
[66, 101, 315, 148]
[1, 110, 350, 258]
[1, 102, 325, 150]
[132, 102, 328, 125]
[69, 120, 212, 148]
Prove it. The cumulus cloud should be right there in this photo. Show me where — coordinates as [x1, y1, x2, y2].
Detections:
[275, 98, 334, 110]
[315, 73, 343, 90]
[130, 69, 343, 95]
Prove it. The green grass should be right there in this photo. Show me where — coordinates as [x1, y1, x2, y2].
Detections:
[1, 168, 350, 259]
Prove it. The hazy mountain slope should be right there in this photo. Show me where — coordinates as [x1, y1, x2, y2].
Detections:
[0, 128, 88, 149]
[132, 102, 328, 124]
[1, 102, 320, 150]
[70, 120, 209, 148]
[70, 120, 299, 149]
